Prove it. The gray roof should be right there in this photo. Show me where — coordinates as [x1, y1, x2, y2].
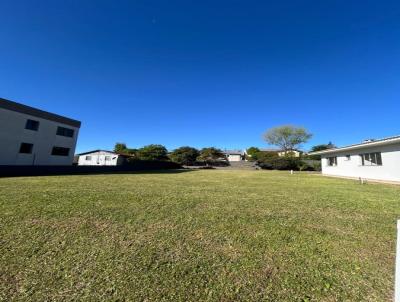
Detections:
[259, 148, 280, 152]
[76, 150, 134, 157]
[0, 97, 81, 128]
[223, 150, 243, 155]
[309, 135, 400, 155]
[259, 148, 301, 152]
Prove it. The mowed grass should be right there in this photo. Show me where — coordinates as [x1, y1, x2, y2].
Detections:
[0, 170, 399, 301]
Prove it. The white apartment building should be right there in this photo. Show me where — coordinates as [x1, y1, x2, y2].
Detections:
[0, 97, 81, 165]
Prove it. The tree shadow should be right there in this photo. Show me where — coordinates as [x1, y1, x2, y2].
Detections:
[0, 166, 197, 178]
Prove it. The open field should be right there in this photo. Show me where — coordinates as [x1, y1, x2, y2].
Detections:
[1, 170, 399, 301]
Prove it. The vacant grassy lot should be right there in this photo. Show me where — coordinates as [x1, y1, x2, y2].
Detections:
[1, 170, 399, 301]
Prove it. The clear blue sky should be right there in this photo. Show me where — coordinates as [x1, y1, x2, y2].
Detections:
[1, 1, 399, 153]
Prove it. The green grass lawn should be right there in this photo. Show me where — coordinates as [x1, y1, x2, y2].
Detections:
[1, 170, 399, 301]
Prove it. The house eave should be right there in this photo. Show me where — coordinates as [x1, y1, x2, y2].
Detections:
[309, 137, 400, 155]
[0, 97, 81, 128]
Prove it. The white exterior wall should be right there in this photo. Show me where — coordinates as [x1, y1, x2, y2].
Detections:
[0, 108, 79, 165]
[78, 151, 123, 166]
[226, 154, 242, 162]
[321, 143, 400, 182]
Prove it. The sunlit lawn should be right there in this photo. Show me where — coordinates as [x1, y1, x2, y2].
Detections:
[1, 170, 399, 301]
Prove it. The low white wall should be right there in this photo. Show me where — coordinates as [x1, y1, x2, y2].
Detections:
[321, 143, 400, 182]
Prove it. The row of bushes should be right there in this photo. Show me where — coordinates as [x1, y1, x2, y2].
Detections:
[257, 157, 321, 171]
[116, 143, 227, 166]
[116, 143, 321, 171]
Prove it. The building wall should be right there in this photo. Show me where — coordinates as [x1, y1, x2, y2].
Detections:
[321, 143, 400, 182]
[78, 151, 122, 166]
[0, 108, 79, 165]
[226, 154, 242, 162]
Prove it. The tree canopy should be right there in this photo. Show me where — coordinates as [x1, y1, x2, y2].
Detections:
[310, 142, 336, 152]
[136, 144, 168, 161]
[114, 143, 128, 153]
[263, 125, 312, 152]
[197, 148, 225, 165]
[114, 143, 137, 155]
[246, 147, 260, 161]
[308, 142, 336, 160]
[169, 147, 199, 165]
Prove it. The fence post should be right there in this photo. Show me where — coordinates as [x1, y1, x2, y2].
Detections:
[395, 220, 400, 302]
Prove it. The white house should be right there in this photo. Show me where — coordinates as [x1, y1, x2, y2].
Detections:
[0, 97, 81, 165]
[76, 150, 132, 166]
[309, 136, 400, 182]
[259, 148, 303, 157]
[223, 150, 244, 162]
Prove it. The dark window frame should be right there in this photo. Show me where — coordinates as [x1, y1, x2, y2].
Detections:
[51, 146, 70, 157]
[19, 143, 33, 154]
[360, 152, 382, 166]
[25, 119, 40, 131]
[327, 156, 337, 166]
[56, 126, 74, 138]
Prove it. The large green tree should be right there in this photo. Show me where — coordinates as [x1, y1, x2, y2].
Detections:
[169, 146, 199, 165]
[114, 143, 137, 156]
[263, 125, 312, 154]
[197, 147, 226, 166]
[246, 147, 260, 161]
[114, 142, 128, 153]
[137, 144, 168, 161]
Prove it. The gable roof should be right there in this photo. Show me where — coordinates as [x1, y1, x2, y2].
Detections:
[0, 97, 81, 128]
[309, 135, 400, 155]
[76, 150, 134, 157]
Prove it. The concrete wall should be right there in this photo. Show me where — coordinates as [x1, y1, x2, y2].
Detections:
[0, 108, 79, 165]
[321, 142, 400, 182]
[78, 151, 123, 166]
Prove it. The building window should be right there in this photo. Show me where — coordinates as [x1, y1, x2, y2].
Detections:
[327, 156, 337, 166]
[105, 156, 111, 161]
[19, 143, 33, 154]
[345, 155, 351, 161]
[85, 156, 92, 160]
[25, 119, 40, 131]
[360, 152, 382, 166]
[56, 126, 74, 137]
[51, 146, 70, 156]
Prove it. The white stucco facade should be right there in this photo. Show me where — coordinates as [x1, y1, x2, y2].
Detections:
[226, 154, 242, 162]
[0, 98, 81, 166]
[312, 137, 400, 182]
[77, 150, 128, 166]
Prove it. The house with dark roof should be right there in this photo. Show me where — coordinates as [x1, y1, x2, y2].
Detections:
[76, 150, 134, 166]
[309, 135, 400, 182]
[0, 97, 81, 165]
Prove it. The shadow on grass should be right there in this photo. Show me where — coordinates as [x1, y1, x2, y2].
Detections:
[0, 166, 197, 178]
